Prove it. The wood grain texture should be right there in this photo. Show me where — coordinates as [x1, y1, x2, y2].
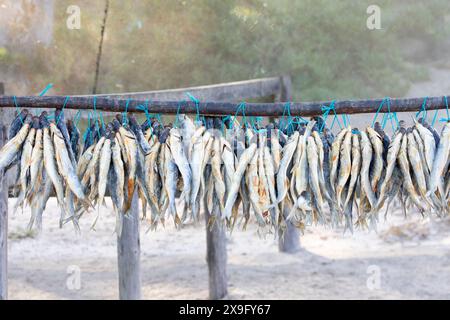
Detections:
[1, 94, 449, 116]
[117, 190, 141, 300]
[205, 199, 228, 300]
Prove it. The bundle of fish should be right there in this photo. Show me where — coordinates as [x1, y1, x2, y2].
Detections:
[0, 109, 88, 231]
[2, 108, 450, 234]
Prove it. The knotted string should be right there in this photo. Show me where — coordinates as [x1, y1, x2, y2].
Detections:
[280, 102, 294, 135]
[122, 98, 130, 126]
[36, 83, 53, 115]
[174, 102, 183, 128]
[82, 112, 92, 144]
[320, 100, 341, 132]
[415, 96, 428, 121]
[439, 96, 450, 123]
[13, 96, 23, 124]
[232, 102, 248, 129]
[379, 97, 399, 131]
[56, 96, 69, 125]
[186, 92, 200, 122]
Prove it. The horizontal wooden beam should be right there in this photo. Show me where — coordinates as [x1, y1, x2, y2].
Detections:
[77, 77, 282, 102]
[0, 95, 448, 116]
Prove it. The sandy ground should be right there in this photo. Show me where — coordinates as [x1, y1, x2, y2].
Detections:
[6, 196, 450, 300]
[6, 66, 450, 300]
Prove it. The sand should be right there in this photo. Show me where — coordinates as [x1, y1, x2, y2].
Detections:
[6, 196, 450, 300]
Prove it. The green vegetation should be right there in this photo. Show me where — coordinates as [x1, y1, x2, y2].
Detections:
[1, 0, 450, 100]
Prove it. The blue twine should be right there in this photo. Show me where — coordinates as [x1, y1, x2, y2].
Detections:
[39, 83, 53, 96]
[36, 83, 53, 115]
[82, 112, 92, 144]
[174, 102, 183, 128]
[73, 110, 81, 127]
[13, 96, 24, 124]
[439, 96, 450, 123]
[372, 98, 386, 128]
[320, 100, 340, 132]
[56, 96, 69, 125]
[123, 98, 130, 126]
[415, 96, 428, 121]
[232, 102, 248, 129]
[186, 92, 200, 122]
[378, 97, 399, 131]
[280, 102, 295, 135]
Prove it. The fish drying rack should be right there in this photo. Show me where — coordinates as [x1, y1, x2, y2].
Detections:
[0, 77, 449, 300]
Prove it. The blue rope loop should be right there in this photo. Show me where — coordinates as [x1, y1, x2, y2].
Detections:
[13, 96, 24, 124]
[39, 83, 53, 96]
[372, 97, 399, 131]
[82, 112, 92, 144]
[320, 100, 340, 132]
[122, 98, 131, 126]
[56, 96, 69, 125]
[173, 102, 183, 128]
[415, 96, 428, 121]
[439, 96, 450, 123]
[186, 92, 200, 122]
[380, 97, 399, 131]
[36, 83, 53, 115]
[231, 102, 248, 129]
[220, 115, 231, 131]
[280, 102, 293, 134]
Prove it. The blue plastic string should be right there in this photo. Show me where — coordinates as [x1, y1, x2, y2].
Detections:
[415, 96, 428, 121]
[36, 83, 53, 115]
[13, 96, 24, 124]
[122, 98, 130, 126]
[38, 83, 53, 96]
[372, 98, 386, 128]
[439, 96, 450, 123]
[378, 97, 399, 131]
[173, 102, 183, 128]
[186, 92, 200, 122]
[320, 100, 340, 132]
[83, 112, 92, 144]
[280, 102, 295, 135]
[73, 110, 81, 127]
[56, 96, 69, 124]
[232, 102, 248, 129]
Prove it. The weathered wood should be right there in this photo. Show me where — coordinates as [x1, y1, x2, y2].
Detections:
[205, 199, 228, 300]
[276, 75, 301, 253]
[117, 190, 141, 300]
[276, 75, 293, 102]
[79, 77, 282, 102]
[0, 83, 7, 300]
[2, 94, 449, 116]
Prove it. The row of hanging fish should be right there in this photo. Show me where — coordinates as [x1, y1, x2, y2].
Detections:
[1, 108, 449, 235]
[0, 109, 88, 231]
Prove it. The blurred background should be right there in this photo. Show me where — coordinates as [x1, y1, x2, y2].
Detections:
[2, 0, 450, 300]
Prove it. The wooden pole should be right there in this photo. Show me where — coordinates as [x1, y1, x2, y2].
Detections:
[276, 76, 301, 253]
[0, 82, 7, 300]
[117, 190, 141, 300]
[205, 195, 228, 300]
[1, 94, 450, 116]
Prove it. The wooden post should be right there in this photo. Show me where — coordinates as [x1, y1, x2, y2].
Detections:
[276, 76, 301, 253]
[117, 190, 141, 300]
[0, 82, 7, 300]
[205, 197, 228, 300]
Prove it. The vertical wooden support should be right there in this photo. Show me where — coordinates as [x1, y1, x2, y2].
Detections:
[117, 190, 141, 300]
[277, 75, 301, 253]
[0, 82, 7, 300]
[205, 200, 228, 300]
